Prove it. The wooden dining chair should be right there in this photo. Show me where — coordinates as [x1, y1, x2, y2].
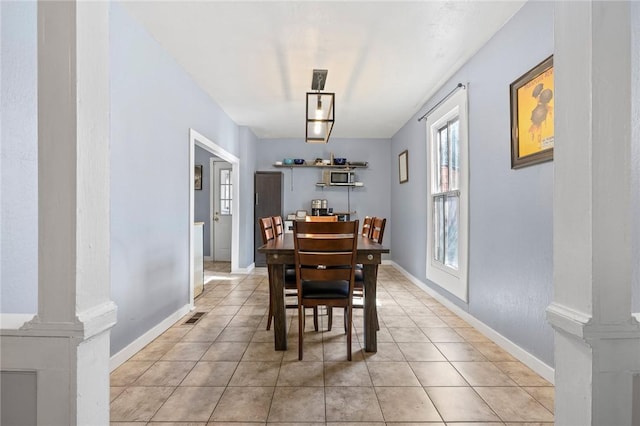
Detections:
[260, 217, 302, 331]
[352, 217, 386, 331]
[272, 215, 285, 237]
[305, 215, 338, 222]
[293, 220, 359, 360]
[260, 217, 275, 244]
[370, 217, 386, 244]
[361, 216, 373, 238]
[354, 216, 377, 284]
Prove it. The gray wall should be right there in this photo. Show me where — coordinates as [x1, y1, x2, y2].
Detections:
[255, 138, 392, 248]
[0, 1, 266, 356]
[109, 3, 252, 354]
[194, 145, 214, 257]
[391, 1, 554, 365]
[240, 127, 259, 266]
[0, 1, 38, 313]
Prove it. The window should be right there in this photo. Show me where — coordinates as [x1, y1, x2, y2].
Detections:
[219, 168, 232, 215]
[426, 88, 468, 301]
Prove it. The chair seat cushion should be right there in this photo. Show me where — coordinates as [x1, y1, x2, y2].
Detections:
[354, 268, 364, 282]
[284, 266, 297, 284]
[302, 280, 349, 299]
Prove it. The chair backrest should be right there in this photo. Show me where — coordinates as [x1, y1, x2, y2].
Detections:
[361, 216, 373, 238]
[259, 217, 275, 244]
[370, 217, 386, 244]
[305, 215, 338, 222]
[293, 220, 359, 288]
[272, 215, 284, 237]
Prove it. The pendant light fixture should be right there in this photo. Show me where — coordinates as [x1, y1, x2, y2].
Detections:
[305, 69, 334, 144]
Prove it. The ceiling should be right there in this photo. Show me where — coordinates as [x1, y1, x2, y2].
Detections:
[122, 1, 526, 139]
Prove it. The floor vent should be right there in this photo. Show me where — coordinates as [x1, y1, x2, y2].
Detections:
[184, 312, 206, 325]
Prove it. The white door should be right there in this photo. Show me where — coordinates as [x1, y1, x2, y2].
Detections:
[212, 159, 232, 261]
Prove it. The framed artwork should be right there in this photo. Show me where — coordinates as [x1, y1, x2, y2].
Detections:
[194, 165, 203, 190]
[510, 55, 554, 169]
[399, 149, 409, 183]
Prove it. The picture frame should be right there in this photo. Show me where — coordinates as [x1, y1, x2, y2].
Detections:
[194, 165, 203, 190]
[399, 149, 409, 183]
[510, 55, 554, 169]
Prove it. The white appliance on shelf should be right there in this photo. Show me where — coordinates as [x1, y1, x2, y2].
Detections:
[284, 220, 294, 233]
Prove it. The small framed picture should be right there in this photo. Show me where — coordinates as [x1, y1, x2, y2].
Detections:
[399, 149, 409, 184]
[510, 55, 554, 169]
[194, 165, 203, 190]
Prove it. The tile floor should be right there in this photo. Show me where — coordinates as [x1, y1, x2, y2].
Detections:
[110, 261, 554, 425]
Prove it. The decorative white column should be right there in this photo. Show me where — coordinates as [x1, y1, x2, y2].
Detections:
[548, 1, 640, 425]
[1, 1, 116, 424]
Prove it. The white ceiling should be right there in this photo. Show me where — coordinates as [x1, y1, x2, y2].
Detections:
[122, 1, 526, 139]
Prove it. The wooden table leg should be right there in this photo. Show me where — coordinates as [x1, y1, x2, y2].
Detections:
[363, 263, 378, 352]
[268, 262, 287, 350]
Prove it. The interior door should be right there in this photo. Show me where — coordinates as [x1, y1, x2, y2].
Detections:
[212, 159, 232, 261]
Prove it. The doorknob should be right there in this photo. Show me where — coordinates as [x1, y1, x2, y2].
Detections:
[214, 217, 219, 222]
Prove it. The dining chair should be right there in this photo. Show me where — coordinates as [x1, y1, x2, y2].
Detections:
[259, 217, 275, 243]
[352, 217, 386, 331]
[305, 215, 338, 222]
[272, 215, 285, 237]
[272, 215, 298, 317]
[354, 216, 377, 284]
[293, 220, 359, 360]
[361, 216, 373, 238]
[370, 217, 386, 244]
[260, 217, 303, 331]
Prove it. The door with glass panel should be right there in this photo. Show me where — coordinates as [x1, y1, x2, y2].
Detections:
[212, 159, 232, 261]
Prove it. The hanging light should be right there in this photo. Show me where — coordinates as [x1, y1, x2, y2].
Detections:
[306, 69, 334, 144]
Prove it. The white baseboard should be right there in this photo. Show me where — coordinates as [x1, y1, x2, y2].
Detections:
[233, 262, 254, 274]
[109, 304, 191, 371]
[389, 261, 555, 384]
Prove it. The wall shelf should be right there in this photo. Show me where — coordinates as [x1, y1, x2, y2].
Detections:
[273, 162, 368, 169]
[275, 160, 367, 193]
[315, 183, 364, 188]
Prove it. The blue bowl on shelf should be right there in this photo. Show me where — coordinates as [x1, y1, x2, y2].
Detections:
[293, 159, 305, 165]
[283, 158, 294, 165]
[334, 158, 347, 165]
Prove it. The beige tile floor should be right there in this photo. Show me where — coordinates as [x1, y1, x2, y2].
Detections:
[110, 261, 554, 425]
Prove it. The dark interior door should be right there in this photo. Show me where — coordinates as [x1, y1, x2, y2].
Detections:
[254, 171, 283, 266]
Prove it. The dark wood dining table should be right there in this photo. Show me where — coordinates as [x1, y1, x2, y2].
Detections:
[258, 232, 389, 352]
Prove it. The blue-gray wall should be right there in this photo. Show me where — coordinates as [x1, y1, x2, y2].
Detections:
[0, 1, 38, 313]
[255, 138, 392, 251]
[391, 1, 555, 365]
[194, 145, 213, 257]
[4, 0, 637, 368]
[240, 127, 259, 266]
[110, 3, 253, 354]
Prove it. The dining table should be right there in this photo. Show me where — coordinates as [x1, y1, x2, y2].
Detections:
[258, 232, 389, 352]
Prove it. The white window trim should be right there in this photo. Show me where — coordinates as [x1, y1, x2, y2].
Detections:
[425, 88, 469, 302]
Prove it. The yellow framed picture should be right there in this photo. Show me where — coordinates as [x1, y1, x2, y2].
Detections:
[510, 55, 554, 169]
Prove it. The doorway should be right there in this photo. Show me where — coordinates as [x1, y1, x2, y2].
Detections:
[210, 158, 232, 261]
[189, 129, 239, 307]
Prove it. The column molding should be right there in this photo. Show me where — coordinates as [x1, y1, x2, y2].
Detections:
[547, 302, 640, 340]
[551, 1, 640, 424]
[0, 1, 115, 424]
[9, 301, 118, 339]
